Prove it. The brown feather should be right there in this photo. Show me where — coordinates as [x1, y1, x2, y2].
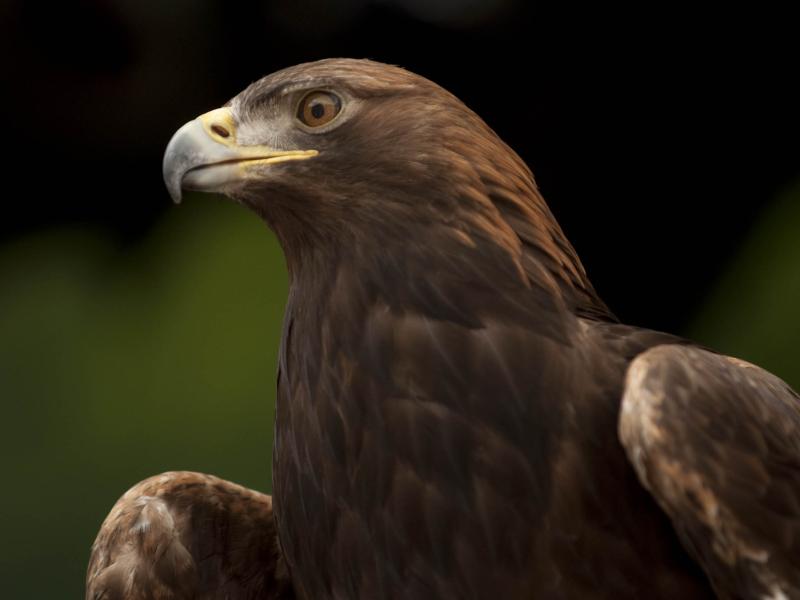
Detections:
[620, 346, 800, 598]
[86, 472, 294, 600]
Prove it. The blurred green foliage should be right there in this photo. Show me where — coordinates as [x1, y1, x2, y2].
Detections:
[688, 183, 800, 390]
[0, 196, 287, 599]
[0, 186, 797, 598]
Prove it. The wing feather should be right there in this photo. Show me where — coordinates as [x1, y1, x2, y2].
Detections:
[619, 345, 800, 599]
[86, 471, 294, 600]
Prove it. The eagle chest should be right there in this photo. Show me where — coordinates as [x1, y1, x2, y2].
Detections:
[272, 311, 564, 598]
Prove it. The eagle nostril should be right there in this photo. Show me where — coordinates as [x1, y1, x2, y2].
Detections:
[211, 124, 230, 139]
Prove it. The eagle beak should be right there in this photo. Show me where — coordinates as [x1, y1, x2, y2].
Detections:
[162, 107, 318, 204]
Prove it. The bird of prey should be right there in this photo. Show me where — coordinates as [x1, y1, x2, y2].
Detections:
[88, 59, 800, 600]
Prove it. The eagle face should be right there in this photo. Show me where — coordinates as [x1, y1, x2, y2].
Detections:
[163, 58, 516, 256]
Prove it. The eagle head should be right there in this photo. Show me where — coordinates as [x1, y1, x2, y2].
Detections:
[163, 58, 610, 323]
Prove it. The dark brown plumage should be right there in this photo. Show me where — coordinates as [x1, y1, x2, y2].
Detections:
[89, 59, 800, 599]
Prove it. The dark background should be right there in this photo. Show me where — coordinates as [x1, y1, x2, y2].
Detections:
[1, 1, 798, 597]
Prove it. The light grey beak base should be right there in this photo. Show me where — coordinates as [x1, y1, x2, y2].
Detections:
[162, 113, 318, 204]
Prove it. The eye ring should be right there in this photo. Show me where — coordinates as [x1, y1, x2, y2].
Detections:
[296, 91, 342, 128]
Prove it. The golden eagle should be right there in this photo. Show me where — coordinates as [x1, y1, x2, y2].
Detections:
[87, 59, 800, 599]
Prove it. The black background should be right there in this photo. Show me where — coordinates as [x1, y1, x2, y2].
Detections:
[3, 0, 798, 332]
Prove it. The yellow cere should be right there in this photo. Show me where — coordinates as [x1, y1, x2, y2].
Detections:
[238, 150, 320, 171]
[198, 108, 239, 147]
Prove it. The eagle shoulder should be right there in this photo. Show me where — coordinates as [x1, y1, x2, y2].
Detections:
[619, 345, 800, 599]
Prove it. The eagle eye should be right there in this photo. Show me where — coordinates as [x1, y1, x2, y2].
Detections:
[297, 91, 342, 128]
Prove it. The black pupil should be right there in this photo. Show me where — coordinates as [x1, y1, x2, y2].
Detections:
[310, 101, 326, 120]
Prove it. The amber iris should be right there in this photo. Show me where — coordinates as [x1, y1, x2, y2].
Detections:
[297, 91, 342, 127]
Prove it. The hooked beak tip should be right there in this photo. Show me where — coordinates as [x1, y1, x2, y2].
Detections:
[166, 176, 183, 205]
